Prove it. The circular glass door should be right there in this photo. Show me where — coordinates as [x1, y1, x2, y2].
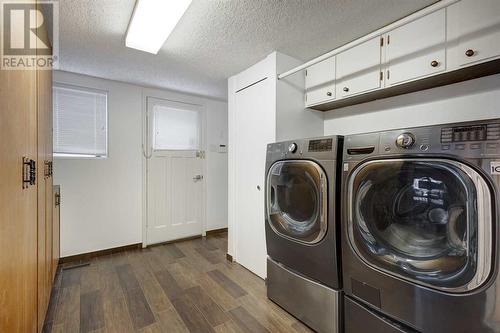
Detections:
[348, 159, 492, 292]
[266, 160, 327, 244]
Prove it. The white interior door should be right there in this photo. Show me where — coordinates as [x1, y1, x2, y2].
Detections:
[146, 98, 205, 245]
[234, 78, 275, 278]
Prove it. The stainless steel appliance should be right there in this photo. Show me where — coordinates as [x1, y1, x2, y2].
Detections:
[265, 136, 343, 333]
[341, 119, 500, 332]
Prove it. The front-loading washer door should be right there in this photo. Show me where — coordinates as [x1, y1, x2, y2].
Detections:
[348, 159, 493, 293]
[267, 160, 327, 245]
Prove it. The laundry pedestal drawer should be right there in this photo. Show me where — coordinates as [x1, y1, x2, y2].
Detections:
[344, 297, 416, 333]
[266, 258, 340, 333]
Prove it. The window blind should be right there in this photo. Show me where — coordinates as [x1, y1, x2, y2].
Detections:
[53, 85, 108, 157]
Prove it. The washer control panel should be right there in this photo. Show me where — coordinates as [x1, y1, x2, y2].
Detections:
[376, 121, 500, 158]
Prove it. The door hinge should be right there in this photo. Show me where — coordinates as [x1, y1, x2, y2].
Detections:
[380, 71, 383, 81]
[380, 37, 384, 47]
[196, 150, 206, 159]
[22, 157, 36, 189]
[55, 193, 61, 206]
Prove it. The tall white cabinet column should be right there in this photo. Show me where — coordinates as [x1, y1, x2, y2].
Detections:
[228, 52, 323, 278]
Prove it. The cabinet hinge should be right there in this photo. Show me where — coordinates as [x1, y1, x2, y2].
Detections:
[380, 37, 384, 47]
[387, 35, 390, 45]
[380, 71, 383, 81]
[387, 70, 390, 80]
[44, 160, 53, 179]
[305, 70, 307, 76]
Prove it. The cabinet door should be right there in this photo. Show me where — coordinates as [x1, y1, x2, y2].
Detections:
[0, 57, 39, 333]
[305, 56, 335, 106]
[386, 9, 446, 86]
[52, 186, 60, 279]
[36, 15, 53, 331]
[336, 37, 382, 98]
[447, 0, 500, 67]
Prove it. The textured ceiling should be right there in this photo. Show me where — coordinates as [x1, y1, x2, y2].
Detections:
[58, 0, 437, 100]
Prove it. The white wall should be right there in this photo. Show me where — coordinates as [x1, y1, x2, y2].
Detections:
[53, 71, 228, 257]
[324, 74, 500, 135]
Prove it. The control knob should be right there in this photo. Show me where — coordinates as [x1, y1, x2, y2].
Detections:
[288, 143, 298, 153]
[396, 133, 415, 149]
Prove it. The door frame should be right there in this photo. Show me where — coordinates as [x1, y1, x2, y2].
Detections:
[141, 94, 207, 247]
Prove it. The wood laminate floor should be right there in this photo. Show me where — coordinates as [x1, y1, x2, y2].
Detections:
[43, 233, 313, 333]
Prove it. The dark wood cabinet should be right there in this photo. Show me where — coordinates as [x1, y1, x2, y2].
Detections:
[0, 1, 58, 331]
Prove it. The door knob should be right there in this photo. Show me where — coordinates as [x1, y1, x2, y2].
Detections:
[430, 60, 439, 67]
[343, 87, 349, 92]
[465, 49, 475, 57]
[326, 91, 332, 96]
[193, 175, 203, 181]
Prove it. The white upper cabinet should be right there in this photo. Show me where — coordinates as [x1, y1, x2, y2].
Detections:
[302, 0, 500, 110]
[386, 9, 446, 86]
[447, 0, 500, 68]
[305, 56, 335, 106]
[336, 37, 382, 98]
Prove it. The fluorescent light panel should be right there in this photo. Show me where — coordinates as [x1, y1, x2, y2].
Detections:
[126, 0, 192, 54]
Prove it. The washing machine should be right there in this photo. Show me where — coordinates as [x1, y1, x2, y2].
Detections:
[265, 136, 343, 333]
[341, 119, 500, 332]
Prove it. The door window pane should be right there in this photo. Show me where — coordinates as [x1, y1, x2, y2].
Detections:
[350, 160, 478, 289]
[153, 104, 201, 150]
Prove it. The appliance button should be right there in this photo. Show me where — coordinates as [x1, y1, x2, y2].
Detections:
[396, 133, 415, 149]
[420, 144, 429, 151]
[442, 144, 450, 150]
[455, 144, 466, 150]
[470, 143, 481, 150]
[288, 143, 298, 153]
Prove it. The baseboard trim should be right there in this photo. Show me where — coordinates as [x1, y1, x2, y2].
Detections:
[206, 227, 228, 236]
[59, 243, 142, 264]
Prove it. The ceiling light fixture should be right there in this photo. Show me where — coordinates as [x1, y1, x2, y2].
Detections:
[125, 0, 192, 54]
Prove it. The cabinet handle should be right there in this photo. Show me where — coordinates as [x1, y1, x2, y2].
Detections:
[22, 157, 36, 189]
[430, 60, 439, 67]
[343, 87, 349, 92]
[326, 91, 332, 96]
[465, 49, 475, 57]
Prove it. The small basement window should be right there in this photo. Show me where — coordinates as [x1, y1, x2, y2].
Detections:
[53, 84, 108, 158]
